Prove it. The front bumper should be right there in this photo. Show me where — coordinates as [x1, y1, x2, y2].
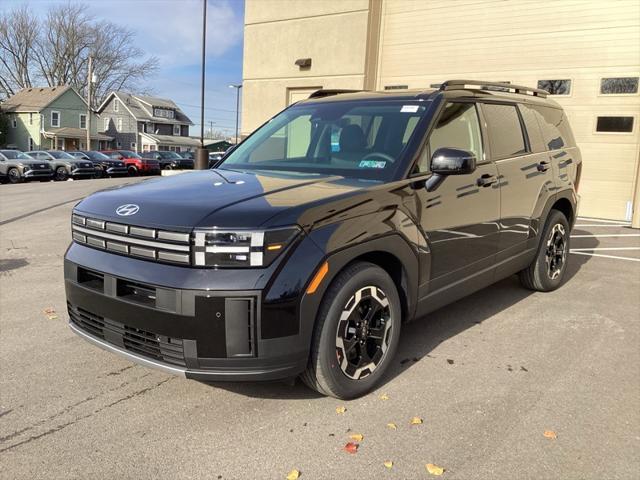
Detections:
[64, 246, 309, 381]
[139, 163, 161, 174]
[106, 166, 128, 176]
[24, 168, 53, 179]
[71, 168, 97, 177]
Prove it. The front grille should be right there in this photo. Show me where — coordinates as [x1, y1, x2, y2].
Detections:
[72, 214, 191, 265]
[68, 303, 186, 367]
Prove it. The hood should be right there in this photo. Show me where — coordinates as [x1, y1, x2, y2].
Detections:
[20, 158, 52, 166]
[74, 169, 369, 229]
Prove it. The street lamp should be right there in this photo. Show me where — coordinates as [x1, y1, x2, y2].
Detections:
[229, 84, 242, 144]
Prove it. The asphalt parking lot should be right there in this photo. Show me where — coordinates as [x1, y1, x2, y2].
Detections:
[1, 178, 639, 480]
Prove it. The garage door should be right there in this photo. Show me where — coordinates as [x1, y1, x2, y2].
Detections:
[377, 0, 640, 221]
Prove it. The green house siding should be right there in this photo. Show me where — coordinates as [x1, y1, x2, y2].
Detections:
[3, 89, 102, 151]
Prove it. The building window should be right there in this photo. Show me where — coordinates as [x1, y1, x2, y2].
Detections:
[601, 77, 639, 95]
[79, 114, 87, 129]
[150, 145, 156, 151]
[153, 108, 175, 119]
[11, 117, 17, 128]
[117, 118, 122, 130]
[29, 113, 33, 125]
[596, 116, 634, 133]
[537, 79, 571, 95]
[28, 138, 34, 151]
[173, 124, 180, 135]
[51, 111, 60, 127]
[131, 142, 136, 149]
[117, 141, 122, 148]
[114, 98, 119, 112]
[384, 85, 409, 90]
[104, 117, 110, 131]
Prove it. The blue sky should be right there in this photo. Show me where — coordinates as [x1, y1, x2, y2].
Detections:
[1, 0, 245, 136]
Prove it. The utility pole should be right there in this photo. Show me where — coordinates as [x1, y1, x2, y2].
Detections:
[86, 56, 92, 151]
[229, 84, 242, 144]
[209, 121, 215, 139]
[195, 0, 208, 169]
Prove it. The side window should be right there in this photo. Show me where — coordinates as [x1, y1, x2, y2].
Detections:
[518, 105, 546, 153]
[418, 102, 483, 172]
[532, 106, 575, 151]
[482, 103, 526, 159]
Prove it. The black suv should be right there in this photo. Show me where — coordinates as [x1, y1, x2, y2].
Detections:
[141, 150, 194, 170]
[65, 81, 581, 399]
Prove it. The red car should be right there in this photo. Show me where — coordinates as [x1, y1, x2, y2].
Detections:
[100, 150, 161, 176]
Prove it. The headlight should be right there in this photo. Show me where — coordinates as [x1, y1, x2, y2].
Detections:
[192, 227, 300, 267]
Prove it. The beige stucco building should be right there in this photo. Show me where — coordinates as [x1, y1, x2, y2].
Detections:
[242, 0, 640, 225]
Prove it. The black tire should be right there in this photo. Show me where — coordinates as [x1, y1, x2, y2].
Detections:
[128, 166, 139, 177]
[7, 167, 22, 184]
[94, 167, 105, 179]
[54, 166, 68, 181]
[519, 209, 571, 292]
[301, 261, 402, 399]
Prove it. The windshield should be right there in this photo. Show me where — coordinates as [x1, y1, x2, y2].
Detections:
[119, 150, 141, 159]
[220, 99, 429, 181]
[159, 151, 182, 159]
[48, 151, 75, 159]
[84, 151, 109, 161]
[0, 150, 32, 160]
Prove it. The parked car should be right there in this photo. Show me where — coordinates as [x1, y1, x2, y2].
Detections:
[0, 149, 53, 183]
[208, 152, 224, 168]
[78, 151, 128, 178]
[179, 151, 194, 160]
[29, 150, 96, 181]
[64, 80, 581, 399]
[141, 150, 194, 170]
[101, 150, 160, 177]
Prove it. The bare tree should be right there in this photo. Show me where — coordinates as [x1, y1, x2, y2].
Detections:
[0, 3, 158, 105]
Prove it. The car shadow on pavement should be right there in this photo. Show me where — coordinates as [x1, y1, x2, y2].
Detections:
[204, 234, 598, 400]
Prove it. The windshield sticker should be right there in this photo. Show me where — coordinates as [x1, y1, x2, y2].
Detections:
[359, 160, 386, 169]
[400, 105, 420, 113]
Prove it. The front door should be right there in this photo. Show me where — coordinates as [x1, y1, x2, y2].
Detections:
[413, 102, 501, 293]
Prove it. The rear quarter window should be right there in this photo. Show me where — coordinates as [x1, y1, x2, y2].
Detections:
[482, 103, 527, 159]
[532, 106, 576, 151]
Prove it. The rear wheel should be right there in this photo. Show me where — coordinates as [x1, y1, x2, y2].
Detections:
[519, 209, 570, 292]
[94, 166, 105, 179]
[8, 168, 22, 184]
[54, 166, 68, 181]
[128, 166, 139, 177]
[302, 262, 401, 399]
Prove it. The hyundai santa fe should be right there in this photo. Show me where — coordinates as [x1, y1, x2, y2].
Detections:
[65, 80, 581, 399]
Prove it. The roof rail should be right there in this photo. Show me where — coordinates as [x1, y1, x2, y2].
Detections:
[439, 80, 548, 98]
[308, 89, 364, 99]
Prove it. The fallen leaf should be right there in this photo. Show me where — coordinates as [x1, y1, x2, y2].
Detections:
[343, 442, 359, 454]
[336, 406, 346, 414]
[349, 433, 364, 442]
[285, 469, 300, 480]
[286, 469, 300, 480]
[425, 463, 445, 476]
[379, 393, 390, 401]
[543, 430, 557, 439]
[383, 460, 393, 469]
[386, 423, 397, 430]
[43, 307, 58, 320]
[410, 417, 423, 425]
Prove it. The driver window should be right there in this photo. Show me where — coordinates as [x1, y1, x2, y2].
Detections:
[417, 102, 483, 172]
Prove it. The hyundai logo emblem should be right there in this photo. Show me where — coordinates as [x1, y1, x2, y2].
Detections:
[116, 204, 140, 216]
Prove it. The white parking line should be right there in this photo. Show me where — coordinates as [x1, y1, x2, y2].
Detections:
[571, 234, 640, 238]
[571, 251, 640, 262]
[571, 247, 640, 251]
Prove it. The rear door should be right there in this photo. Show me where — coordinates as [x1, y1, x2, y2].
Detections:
[480, 102, 553, 262]
[413, 101, 501, 293]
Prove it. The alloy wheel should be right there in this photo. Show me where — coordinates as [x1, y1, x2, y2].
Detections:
[545, 223, 567, 280]
[335, 286, 393, 380]
[8, 168, 21, 184]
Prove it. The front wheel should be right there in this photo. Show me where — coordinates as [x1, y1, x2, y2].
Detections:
[519, 209, 570, 292]
[54, 166, 68, 181]
[127, 166, 139, 177]
[8, 167, 22, 184]
[301, 262, 402, 399]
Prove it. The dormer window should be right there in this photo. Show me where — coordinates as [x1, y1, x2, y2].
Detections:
[173, 124, 181, 135]
[154, 108, 175, 119]
[114, 98, 120, 112]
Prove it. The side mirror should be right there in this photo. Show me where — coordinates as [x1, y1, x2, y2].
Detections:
[426, 148, 477, 192]
[430, 147, 476, 175]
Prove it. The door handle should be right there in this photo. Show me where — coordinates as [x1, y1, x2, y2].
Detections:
[537, 160, 550, 172]
[476, 174, 497, 187]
